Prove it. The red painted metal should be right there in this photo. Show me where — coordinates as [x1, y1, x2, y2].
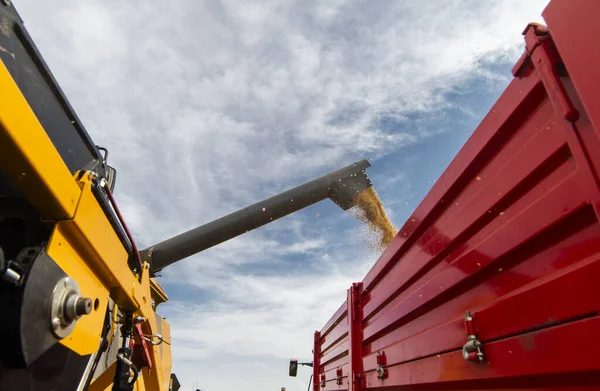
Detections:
[375, 351, 387, 380]
[347, 283, 364, 391]
[313, 331, 321, 391]
[462, 311, 484, 364]
[513, 23, 579, 121]
[543, 0, 600, 196]
[336, 368, 343, 385]
[131, 323, 152, 372]
[311, 0, 600, 389]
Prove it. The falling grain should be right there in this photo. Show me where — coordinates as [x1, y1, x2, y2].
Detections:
[352, 187, 397, 252]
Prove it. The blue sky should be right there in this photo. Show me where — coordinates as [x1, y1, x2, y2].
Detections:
[16, 1, 548, 390]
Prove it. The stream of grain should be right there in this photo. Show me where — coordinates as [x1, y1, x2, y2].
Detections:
[352, 187, 397, 252]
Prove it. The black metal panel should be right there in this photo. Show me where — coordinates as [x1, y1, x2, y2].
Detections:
[0, 248, 63, 368]
[0, 3, 103, 174]
[0, 343, 91, 391]
[170, 374, 181, 391]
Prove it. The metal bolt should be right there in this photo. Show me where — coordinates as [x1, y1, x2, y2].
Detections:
[75, 297, 92, 316]
[52, 317, 61, 331]
[64, 293, 92, 321]
[2, 267, 21, 284]
[134, 316, 146, 324]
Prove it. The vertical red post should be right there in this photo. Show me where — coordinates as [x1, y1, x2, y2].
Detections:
[348, 283, 364, 391]
[313, 331, 321, 391]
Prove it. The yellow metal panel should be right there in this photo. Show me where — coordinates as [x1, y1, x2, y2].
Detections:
[64, 177, 135, 304]
[89, 362, 116, 391]
[136, 264, 167, 391]
[47, 225, 109, 355]
[0, 61, 80, 219]
[157, 318, 173, 390]
[134, 372, 146, 391]
[150, 278, 169, 307]
[47, 176, 167, 389]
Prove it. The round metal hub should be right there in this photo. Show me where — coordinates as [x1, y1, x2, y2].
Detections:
[49, 277, 80, 338]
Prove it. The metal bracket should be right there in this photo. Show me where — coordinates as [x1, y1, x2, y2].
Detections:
[320, 373, 326, 388]
[376, 351, 388, 380]
[0, 245, 38, 286]
[512, 23, 578, 121]
[336, 368, 343, 385]
[462, 311, 485, 363]
[143, 333, 164, 346]
[2, 260, 24, 285]
[132, 323, 153, 372]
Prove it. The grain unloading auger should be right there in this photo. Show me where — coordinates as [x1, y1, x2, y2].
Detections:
[141, 159, 372, 275]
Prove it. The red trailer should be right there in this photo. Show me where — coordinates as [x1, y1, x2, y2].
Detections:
[310, 0, 600, 390]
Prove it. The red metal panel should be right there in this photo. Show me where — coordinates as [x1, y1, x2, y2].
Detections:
[322, 356, 349, 374]
[362, 73, 543, 295]
[320, 303, 347, 337]
[543, 0, 600, 200]
[321, 363, 350, 390]
[363, 99, 573, 321]
[313, 1, 600, 389]
[363, 82, 548, 317]
[364, 183, 595, 342]
[544, 0, 600, 142]
[363, 220, 600, 363]
[317, 301, 350, 391]
[364, 83, 599, 342]
[363, 316, 600, 388]
[320, 337, 348, 366]
[362, 251, 600, 371]
[320, 320, 348, 354]
[321, 379, 349, 391]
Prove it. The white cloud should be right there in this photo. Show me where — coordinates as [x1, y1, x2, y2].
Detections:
[14, 0, 548, 390]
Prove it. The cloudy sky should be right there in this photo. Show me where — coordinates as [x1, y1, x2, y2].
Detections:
[16, 0, 548, 390]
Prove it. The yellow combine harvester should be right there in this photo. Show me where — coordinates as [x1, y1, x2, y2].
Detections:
[0, 3, 373, 390]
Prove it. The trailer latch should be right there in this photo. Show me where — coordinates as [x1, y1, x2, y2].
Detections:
[462, 311, 485, 363]
[376, 351, 388, 380]
[336, 368, 343, 385]
[320, 373, 326, 388]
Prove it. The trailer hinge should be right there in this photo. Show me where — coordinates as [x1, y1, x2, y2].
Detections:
[463, 311, 485, 363]
[320, 373, 326, 388]
[336, 368, 343, 385]
[376, 351, 388, 380]
[512, 23, 578, 122]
